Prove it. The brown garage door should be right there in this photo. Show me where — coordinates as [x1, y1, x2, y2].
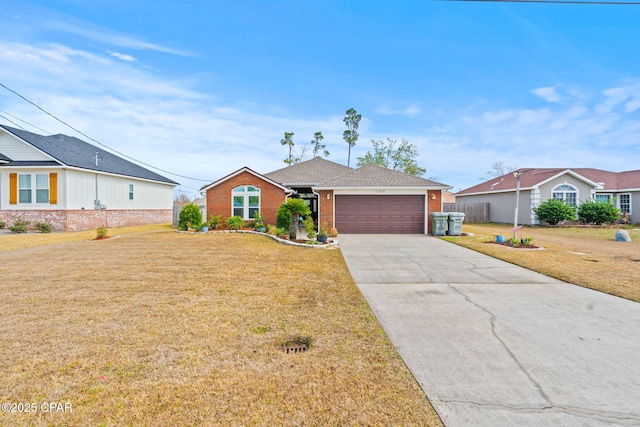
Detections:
[335, 195, 425, 234]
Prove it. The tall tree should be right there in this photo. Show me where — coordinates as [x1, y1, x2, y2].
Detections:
[311, 131, 329, 158]
[281, 131, 295, 166]
[343, 108, 361, 167]
[356, 138, 426, 176]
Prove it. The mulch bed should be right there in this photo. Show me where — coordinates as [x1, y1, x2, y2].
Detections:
[486, 241, 542, 250]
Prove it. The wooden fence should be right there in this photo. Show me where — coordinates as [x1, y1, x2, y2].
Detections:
[443, 203, 490, 223]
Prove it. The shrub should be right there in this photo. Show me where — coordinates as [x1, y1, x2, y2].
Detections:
[9, 218, 29, 233]
[226, 215, 244, 231]
[0, 221, 6, 229]
[207, 214, 223, 228]
[577, 200, 620, 225]
[178, 203, 202, 231]
[533, 199, 575, 225]
[279, 198, 311, 239]
[303, 216, 316, 239]
[329, 227, 339, 238]
[35, 222, 53, 233]
[276, 204, 292, 230]
[96, 227, 109, 239]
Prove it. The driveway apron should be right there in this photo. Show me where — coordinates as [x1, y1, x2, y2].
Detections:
[339, 234, 640, 427]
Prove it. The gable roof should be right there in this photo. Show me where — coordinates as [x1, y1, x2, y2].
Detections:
[0, 151, 11, 163]
[315, 164, 451, 189]
[200, 166, 294, 193]
[456, 168, 640, 196]
[264, 157, 353, 186]
[0, 124, 178, 185]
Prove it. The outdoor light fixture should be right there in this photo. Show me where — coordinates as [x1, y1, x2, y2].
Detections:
[431, 193, 437, 200]
[326, 193, 330, 200]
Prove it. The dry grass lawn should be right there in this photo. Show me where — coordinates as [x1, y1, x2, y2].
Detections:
[0, 227, 442, 426]
[444, 224, 640, 302]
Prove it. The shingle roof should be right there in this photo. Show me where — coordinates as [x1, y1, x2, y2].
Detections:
[0, 152, 11, 163]
[264, 157, 353, 186]
[316, 164, 451, 188]
[456, 168, 640, 195]
[0, 125, 178, 185]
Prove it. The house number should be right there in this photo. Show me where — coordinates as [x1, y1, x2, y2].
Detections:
[375, 190, 385, 193]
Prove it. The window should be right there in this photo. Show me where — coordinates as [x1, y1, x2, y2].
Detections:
[18, 173, 49, 204]
[552, 184, 578, 208]
[232, 186, 260, 219]
[595, 194, 611, 203]
[619, 194, 631, 214]
[129, 184, 134, 200]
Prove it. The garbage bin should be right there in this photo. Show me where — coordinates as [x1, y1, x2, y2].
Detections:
[430, 212, 448, 236]
[447, 212, 465, 236]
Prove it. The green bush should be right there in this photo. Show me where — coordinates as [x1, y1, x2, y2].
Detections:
[9, 218, 29, 233]
[303, 216, 316, 239]
[226, 215, 244, 230]
[276, 204, 292, 230]
[178, 203, 202, 231]
[35, 222, 53, 233]
[280, 198, 311, 239]
[96, 227, 109, 239]
[577, 200, 620, 225]
[533, 199, 575, 225]
[0, 221, 6, 229]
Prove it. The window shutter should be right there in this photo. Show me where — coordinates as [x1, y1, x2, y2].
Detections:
[49, 173, 58, 204]
[9, 173, 17, 204]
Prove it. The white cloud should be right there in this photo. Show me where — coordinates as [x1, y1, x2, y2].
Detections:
[375, 103, 421, 117]
[531, 86, 562, 103]
[108, 51, 136, 62]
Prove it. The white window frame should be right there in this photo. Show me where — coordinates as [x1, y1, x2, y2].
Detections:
[231, 186, 260, 219]
[18, 173, 49, 204]
[551, 184, 578, 208]
[128, 184, 134, 201]
[618, 193, 631, 215]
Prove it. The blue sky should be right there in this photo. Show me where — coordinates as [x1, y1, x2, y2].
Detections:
[1, 0, 639, 196]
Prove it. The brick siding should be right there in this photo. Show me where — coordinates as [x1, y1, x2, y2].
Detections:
[205, 171, 289, 226]
[317, 190, 335, 231]
[427, 190, 442, 235]
[0, 209, 171, 231]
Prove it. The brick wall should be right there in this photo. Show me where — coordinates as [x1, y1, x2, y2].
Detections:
[427, 190, 442, 235]
[317, 190, 334, 231]
[205, 171, 289, 226]
[0, 209, 171, 231]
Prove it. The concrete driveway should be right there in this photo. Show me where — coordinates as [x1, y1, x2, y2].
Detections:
[339, 234, 640, 427]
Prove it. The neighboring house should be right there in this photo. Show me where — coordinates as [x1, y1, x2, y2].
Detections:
[201, 157, 451, 234]
[455, 168, 640, 224]
[0, 124, 178, 231]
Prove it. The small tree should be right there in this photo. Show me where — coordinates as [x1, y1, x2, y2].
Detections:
[343, 108, 362, 167]
[356, 138, 426, 176]
[178, 203, 202, 230]
[577, 200, 620, 225]
[281, 131, 295, 166]
[279, 198, 311, 239]
[311, 131, 329, 158]
[533, 199, 575, 225]
[276, 204, 292, 230]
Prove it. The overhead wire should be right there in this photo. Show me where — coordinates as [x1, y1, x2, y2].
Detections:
[439, 0, 640, 4]
[0, 82, 212, 183]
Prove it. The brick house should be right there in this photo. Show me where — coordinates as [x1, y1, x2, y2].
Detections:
[0, 124, 178, 231]
[201, 157, 451, 234]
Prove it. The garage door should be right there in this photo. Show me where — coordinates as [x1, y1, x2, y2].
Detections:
[335, 195, 425, 234]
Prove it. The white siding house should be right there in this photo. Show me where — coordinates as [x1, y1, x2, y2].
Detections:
[0, 125, 178, 231]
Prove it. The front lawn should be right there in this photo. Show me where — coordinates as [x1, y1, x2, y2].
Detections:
[444, 224, 640, 302]
[0, 229, 442, 426]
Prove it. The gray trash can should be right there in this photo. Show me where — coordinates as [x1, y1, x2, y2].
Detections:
[431, 212, 448, 236]
[447, 212, 465, 236]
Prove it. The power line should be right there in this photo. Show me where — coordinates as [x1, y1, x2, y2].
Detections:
[0, 82, 212, 182]
[0, 109, 50, 133]
[440, 0, 640, 4]
[0, 113, 27, 130]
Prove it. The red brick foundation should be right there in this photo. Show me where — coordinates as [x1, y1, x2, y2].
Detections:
[0, 210, 171, 231]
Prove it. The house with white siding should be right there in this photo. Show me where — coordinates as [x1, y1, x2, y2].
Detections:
[0, 124, 178, 231]
[455, 168, 639, 225]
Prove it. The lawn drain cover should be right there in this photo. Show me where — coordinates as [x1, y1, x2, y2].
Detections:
[280, 335, 312, 354]
[282, 343, 308, 354]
